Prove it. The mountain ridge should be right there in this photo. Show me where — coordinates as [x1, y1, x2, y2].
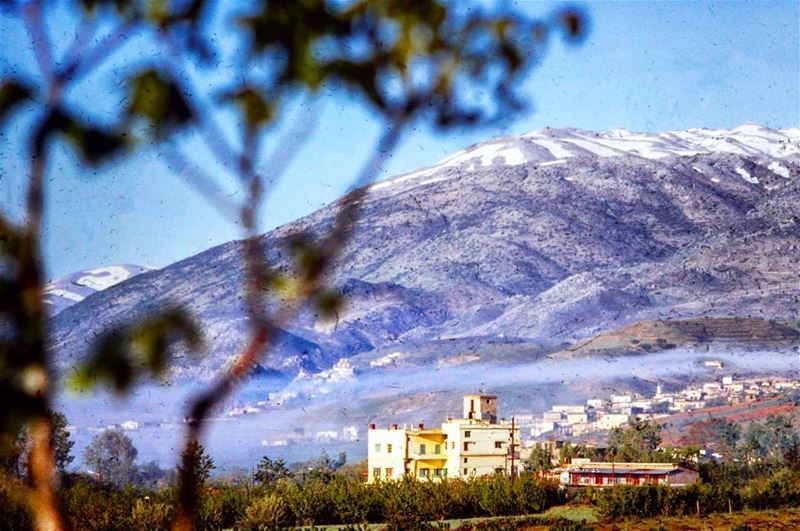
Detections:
[50, 124, 800, 379]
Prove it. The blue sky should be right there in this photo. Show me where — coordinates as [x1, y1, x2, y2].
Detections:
[1, 1, 798, 279]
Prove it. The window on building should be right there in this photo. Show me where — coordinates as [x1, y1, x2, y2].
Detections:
[434, 444, 441, 454]
[387, 444, 392, 453]
[495, 467, 504, 474]
[495, 441, 503, 449]
[385, 468, 393, 478]
[463, 457, 468, 463]
[463, 468, 468, 475]
[451, 442, 455, 449]
[419, 443, 426, 455]
[464, 430, 471, 438]
[442, 468, 448, 477]
[463, 441, 470, 451]
[373, 468, 381, 478]
[419, 469, 430, 478]
[374, 443, 381, 453]
[433, 468, 442, 477]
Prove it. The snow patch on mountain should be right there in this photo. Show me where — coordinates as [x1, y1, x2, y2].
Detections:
[44, 264, 152, 315]
[768, 161, 791, 178]
[735, 166, 758, 184]
[369, 124, 799, 194]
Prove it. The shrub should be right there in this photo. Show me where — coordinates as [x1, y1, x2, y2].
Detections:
[474, 475, 516, 516]
[238, 492, 291, 530]
[61, 478, 138, 531]
[742, 467, 800, 510]
[596, 484, 672, 520]
[130, 498, 173, 530]
[380, 478, 428, 528]
[198, 485, 251, 530]
[326, 476, 373, 524]
[279, 478, 334, 525]
[513, 475, 563, 514]
[0, 474, 32, 531]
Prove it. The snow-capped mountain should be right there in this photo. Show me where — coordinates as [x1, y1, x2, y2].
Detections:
[370, 124, 798, 194]
[50, 124, 799, 380]
[44, 265, 152, 315]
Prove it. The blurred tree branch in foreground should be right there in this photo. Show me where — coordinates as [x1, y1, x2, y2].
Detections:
[0, 0, 586, 528]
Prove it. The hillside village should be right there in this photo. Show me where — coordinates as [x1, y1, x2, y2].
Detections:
[363, 370, 800, 485]
[522, 368, 800, 442]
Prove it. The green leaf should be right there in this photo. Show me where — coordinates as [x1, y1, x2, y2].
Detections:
[315, 289, 342, 319]
[65, 125, 128, 165]
[68, 308, 203, 394]
[127, 70, 194, 138]
[30, 108, 127, 165]
[219, 87, 274, 132]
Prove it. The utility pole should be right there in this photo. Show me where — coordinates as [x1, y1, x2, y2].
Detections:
[510, 415, 516, 482]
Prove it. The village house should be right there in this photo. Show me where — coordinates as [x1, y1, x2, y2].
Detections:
[560, 462, 699, 487]
[367, 395, 521, 483]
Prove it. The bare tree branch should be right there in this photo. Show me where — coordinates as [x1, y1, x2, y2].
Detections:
[58, 20, 139, 86]
[162, 146, 240, 220]
[171, 118, 405, 529]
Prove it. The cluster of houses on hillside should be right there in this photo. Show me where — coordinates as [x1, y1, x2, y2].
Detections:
[367, 373, 799, 487]
[523, 372, 800, 440]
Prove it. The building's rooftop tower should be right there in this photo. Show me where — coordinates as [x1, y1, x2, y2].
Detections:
[463, 394, 498, 423]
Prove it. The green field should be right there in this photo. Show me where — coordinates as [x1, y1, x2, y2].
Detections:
[301, 507, 800, 530]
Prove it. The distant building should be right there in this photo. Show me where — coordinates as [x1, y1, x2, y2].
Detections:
[542, 411, 565, 423]
[586, 398, 605, 409]
[367, 395, 521, 483]
[565, 412, 589, 425]
[531, 421, 557, 437]
[552, 405, 586, 414]
[595, 413, 629, 430]
[560, 462, 699, 487]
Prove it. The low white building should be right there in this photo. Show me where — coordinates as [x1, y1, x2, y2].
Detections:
[542, 411, 565, 422]
[565, 412, 589, 425]
[610, 394, 633, 404]
[595, 413, 629, 430]
[552, 405, 586, 414]
[531, 421, 557, 437]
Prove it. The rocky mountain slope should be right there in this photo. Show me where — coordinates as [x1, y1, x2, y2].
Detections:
[557, 317, 800, 358]
[50, 125, 800, 380]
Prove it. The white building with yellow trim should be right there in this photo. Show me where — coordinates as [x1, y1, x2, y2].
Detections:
[367, 395, 521, 482]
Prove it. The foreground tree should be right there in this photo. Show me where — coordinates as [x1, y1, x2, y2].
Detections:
[740, 414, 799, 464]
[176, 441, 215, 494]
[526, 445, 555, 472]
[0, 1, 587, 527]
[1, 410, 73, 478]
[83, 429, 138, 488]
[608, 419, 665, 462]
[254, 456, 291, 486]
[709, 417, 742, 461]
